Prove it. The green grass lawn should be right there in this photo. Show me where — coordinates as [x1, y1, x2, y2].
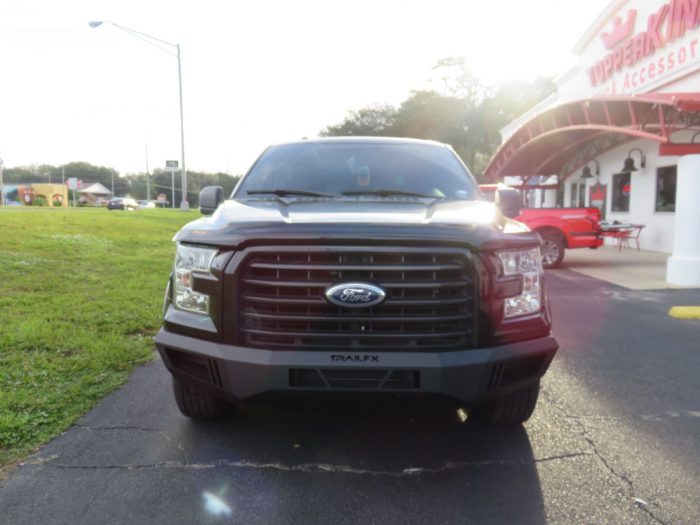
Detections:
[0, 207, 196, 468]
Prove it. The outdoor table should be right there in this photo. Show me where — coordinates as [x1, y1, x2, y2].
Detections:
[599, 223, 645, 250]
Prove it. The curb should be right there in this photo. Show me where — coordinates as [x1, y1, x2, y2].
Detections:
[669, 306, 700, 319]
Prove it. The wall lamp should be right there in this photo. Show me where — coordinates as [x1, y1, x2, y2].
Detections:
[620, 148, 646, 173]
[580, 159, 599, 179]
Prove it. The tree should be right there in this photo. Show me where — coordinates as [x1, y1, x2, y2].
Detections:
[320, 57, 556, 179]
[2, 160, 241, 206]
[126, 170, 240, 206]
[430, 56, 488, 106]
[320, 104, 397, 137]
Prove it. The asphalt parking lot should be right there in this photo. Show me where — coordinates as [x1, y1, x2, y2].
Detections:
[1, 268, 699, 524]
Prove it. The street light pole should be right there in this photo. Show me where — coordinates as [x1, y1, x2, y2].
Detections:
[176, 44, 188, 210]
[89, 20, 188, 210]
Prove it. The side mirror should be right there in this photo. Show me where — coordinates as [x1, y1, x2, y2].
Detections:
[199, 186, 224, 215]
[496, 188, 521, 219]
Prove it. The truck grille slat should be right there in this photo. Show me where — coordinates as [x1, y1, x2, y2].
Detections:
[242, 278, 471, 289]
[237, 247, 477, 352]
[249, 262, 465, 272]
[243, 312, 469, 323]
[244, 329, 468, 339]
[243, 295, 469, 306]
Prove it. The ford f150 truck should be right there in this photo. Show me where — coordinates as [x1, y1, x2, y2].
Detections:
[155, 138, 558, 425]
[480, 184, 603, 268]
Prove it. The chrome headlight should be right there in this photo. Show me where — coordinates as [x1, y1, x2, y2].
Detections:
[496, 248, 543, 318]
[173, 244, 217, 315]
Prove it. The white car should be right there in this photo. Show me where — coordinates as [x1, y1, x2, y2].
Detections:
[138, 200, 157, 209]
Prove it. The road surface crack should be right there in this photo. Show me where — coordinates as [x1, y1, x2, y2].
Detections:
[73, 423, 164, 433]
[43, 452, 588, 477]
[71, 423, 188, 463]
[541, 387, 669, 525]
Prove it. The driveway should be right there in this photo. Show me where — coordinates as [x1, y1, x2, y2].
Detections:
[1, 270, 699, 524]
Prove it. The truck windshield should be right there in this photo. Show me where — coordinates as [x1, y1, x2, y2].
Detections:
[235, 141, 479, 201]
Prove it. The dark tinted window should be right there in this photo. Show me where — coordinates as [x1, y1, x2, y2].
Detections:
[236, 142, 478, 200]
[612, 173, 631, 212]
[655, 166, 676, 212]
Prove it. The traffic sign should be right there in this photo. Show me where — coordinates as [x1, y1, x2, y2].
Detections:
[166, 160, 179, 168]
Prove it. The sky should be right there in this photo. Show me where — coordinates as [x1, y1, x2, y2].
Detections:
[0, 0, 612, 176]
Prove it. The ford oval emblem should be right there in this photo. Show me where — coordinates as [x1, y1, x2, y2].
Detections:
[325, 282, 386, 308]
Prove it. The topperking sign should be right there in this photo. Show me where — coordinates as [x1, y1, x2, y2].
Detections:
[587, 0, 700, 94]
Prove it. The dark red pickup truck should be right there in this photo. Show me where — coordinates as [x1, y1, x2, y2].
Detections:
[481, 184, 603, 268]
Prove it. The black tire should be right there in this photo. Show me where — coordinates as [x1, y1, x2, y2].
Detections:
[474, 381, 540, 425]
[540, 233, 565, 268]
[172, 376, 232, 419]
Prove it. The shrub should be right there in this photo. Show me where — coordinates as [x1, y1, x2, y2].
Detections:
[33, 197, 48, 207]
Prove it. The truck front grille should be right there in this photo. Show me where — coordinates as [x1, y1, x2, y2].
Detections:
[237, 246, 477, 351]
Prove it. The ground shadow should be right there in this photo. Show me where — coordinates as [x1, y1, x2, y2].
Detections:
[174, 397, 547, 524]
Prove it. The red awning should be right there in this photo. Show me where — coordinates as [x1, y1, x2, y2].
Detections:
[484, 93, 700, 182]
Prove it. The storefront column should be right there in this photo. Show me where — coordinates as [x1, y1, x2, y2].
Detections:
[543, 189, 557, 207]
[667, 154, 700, 286]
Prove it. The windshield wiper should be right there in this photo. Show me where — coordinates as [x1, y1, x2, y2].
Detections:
[246, 189, 335, 198]
[342, 189, 444, 199]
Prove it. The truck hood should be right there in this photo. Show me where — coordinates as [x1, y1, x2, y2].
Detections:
[174, 198, 533, 248]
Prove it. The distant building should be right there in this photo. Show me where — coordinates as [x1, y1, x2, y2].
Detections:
[78, 183, 113, 206]
[1, 183, 69, 207]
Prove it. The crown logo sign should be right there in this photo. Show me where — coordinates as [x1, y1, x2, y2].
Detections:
[600, 9, 637, 49]
[590, 183, 606, 202]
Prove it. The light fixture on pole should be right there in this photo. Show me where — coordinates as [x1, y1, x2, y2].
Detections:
[620, 148, 646, 173]
[89, 20, 189, 210]
[580, 159, 599, 179]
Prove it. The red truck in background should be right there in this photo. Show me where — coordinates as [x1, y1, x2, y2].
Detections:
[481, 184, 603, 268]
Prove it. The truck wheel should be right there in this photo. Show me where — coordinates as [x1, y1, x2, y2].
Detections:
[474, 381, 540, 425]
[172, 376, 232, 419]
[540, 233, 565, 268]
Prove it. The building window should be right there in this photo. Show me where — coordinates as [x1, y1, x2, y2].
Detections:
[655, 166, 676, 212]
[570, 182, 586, 207]
[612, 173, 631, 212]
[577, 182, 586, 207]
[556, 184, 564, 207]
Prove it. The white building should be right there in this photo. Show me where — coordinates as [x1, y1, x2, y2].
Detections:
[486, 0, 700, 286]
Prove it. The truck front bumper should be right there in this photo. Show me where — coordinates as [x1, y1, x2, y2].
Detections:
[155, 329, 558, 405]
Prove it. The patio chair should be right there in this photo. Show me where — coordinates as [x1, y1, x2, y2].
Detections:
[615, 225, 644, 250]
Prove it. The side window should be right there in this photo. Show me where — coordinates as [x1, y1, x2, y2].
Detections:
[570, 183, 578, 207]
[577, 182, 586, 207]
[655, 166, 677, 212]
[556, 184, 564, 207]
[611, 173, 631, 212]
[571, 182, 586, 207]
